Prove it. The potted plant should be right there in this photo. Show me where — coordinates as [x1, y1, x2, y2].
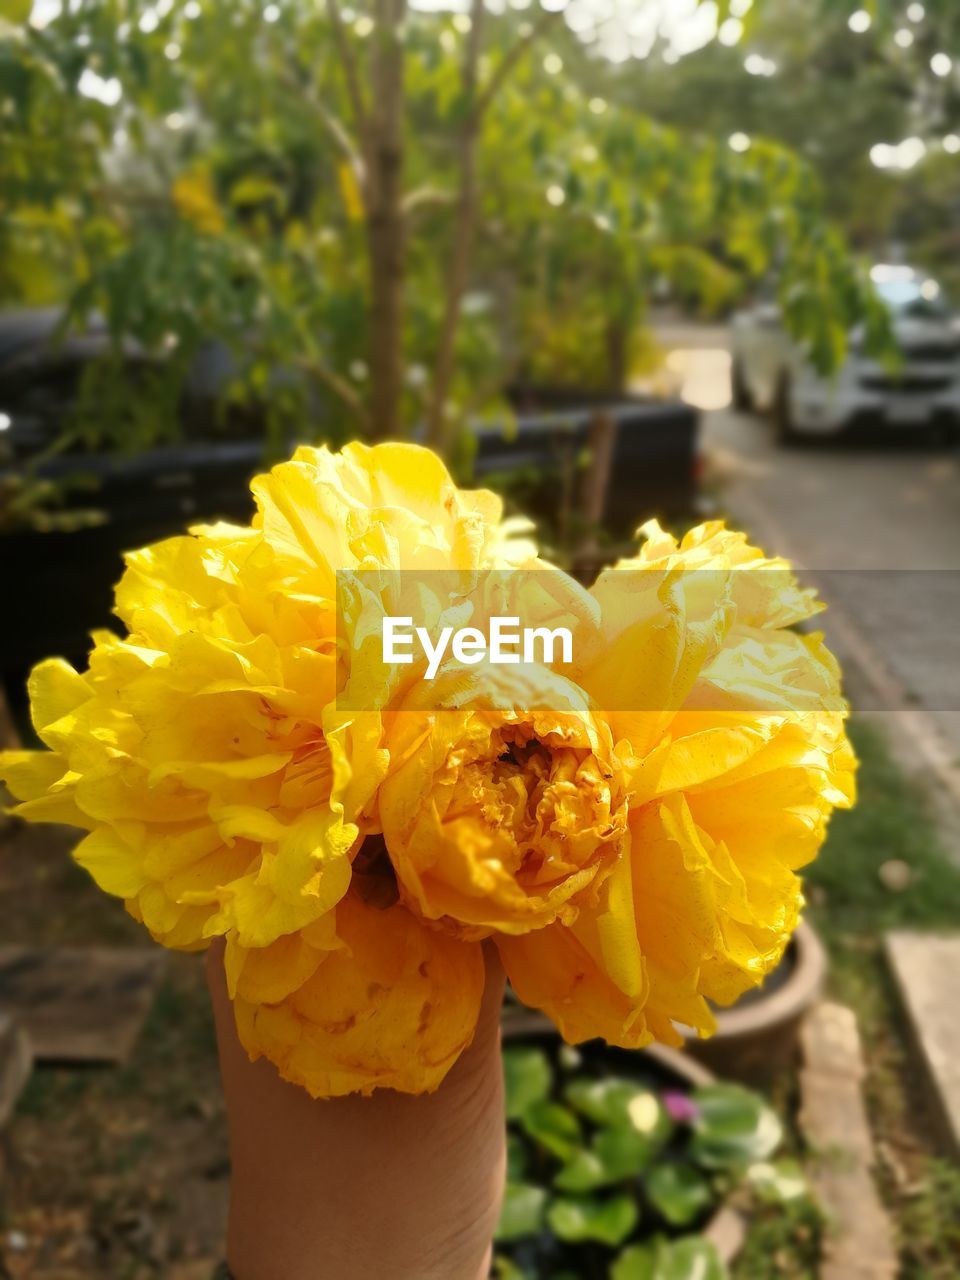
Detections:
[496, 1019, 801, 1279]
[681, 921, 827, 1083]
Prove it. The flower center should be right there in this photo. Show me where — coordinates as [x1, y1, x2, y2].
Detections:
[451, 724, 622, 886]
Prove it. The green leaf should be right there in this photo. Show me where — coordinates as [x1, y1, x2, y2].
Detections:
[503, 1047, 551, 1121]
[506, 1132, 528, 1181]
[491, 1254, 534, 1280]
[229, 175, 287, 211]
[547, 1193, 638, 1247]
[612, 1237, 728, 1280]
[554, 1124, 655, 1191]
[595, 1127, 658, 1180]
[565, 1077, 652, 1129]
[625, 1090, 669, 1141]
[0, 0, 31, 22]
[522, 1101, 581, 1161]
[610, 1245, 657, 1280]
[690, 1084, 783, 1170]
[657, 1237, 727, 1280]
[554, 1148, 608, 1192]
[646, 1164, 714, 1227]
[495, 1182, 547, 1243]
[746, 1158, 808, 1204]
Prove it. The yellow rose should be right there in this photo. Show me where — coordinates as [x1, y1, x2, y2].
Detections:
[1, 451, 857, 1104]
[228, 878, 486, 1098]
[378, 663, 629, 939]
[0, 444, 530, 954]
[499, 521, 855, 1047]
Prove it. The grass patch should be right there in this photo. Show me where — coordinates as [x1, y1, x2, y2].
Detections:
[899, 1158, 960, 1278]
[806, 719, 960, 941]
[732, 1197, 821, 1280]
[735, 720, 960, 1278]
[803, 719, 960, 1280]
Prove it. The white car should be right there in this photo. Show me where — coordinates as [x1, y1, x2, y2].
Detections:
[730, 266, 960, 442]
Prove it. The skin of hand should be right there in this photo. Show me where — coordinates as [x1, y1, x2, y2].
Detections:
[207, 939, 507, 1280]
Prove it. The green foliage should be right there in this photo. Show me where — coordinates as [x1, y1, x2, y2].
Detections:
[744, 1159, 808, 1206]
[484, 52, 888, 391]
[613, 1236, 727, 1280]
[899, 1157, 960, 1279]
[503, 1045, 551, 1120]
[555, 1124, 659, 1192]
[797, 721, 960, 1280]
[507, 1131, 529, 1181]
[646, 1164, 714, 1227]
[497, 1042, 798, 1278]
[521, 1100, 582, 1162]
[0, 0, 884, 478]
[690, 1085, 783, 1171]
[547, 1193, 638, 1246]
[806, 720, 960, 939]
[647, 0, 960, 298]
[566, 1077, 641, 1127]
[496, 1182, 548, 1243]
[731, 1193, 822, 1280]
[0, 466, 105, 533]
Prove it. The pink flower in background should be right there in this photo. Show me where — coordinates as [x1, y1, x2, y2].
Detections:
[663, 1091, 700, 1124]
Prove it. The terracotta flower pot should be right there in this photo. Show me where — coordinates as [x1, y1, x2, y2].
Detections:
[682, 920, 827, 1083]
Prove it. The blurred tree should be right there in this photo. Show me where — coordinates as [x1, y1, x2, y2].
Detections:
[0, 0, 887, 464]
[632, 0, 960, 286]
[476, 47, 888, 396]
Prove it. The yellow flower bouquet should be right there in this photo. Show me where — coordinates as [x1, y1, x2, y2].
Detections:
[0, 443, 855, 1098]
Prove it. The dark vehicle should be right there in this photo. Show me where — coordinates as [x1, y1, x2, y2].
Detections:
[1, 311, 699, 727]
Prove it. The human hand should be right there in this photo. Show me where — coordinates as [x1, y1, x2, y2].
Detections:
[207, 939, 506, 1280]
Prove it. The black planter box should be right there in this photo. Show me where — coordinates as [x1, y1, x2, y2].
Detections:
[474, 394, 699, 540]
[1, 397, 699, 730]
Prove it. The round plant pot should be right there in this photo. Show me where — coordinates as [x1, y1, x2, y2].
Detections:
[682, 920, 827, 1082]
[501, 1011, 745, 1270]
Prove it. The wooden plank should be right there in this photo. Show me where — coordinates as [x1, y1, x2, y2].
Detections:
[0, 946, 165, 1065]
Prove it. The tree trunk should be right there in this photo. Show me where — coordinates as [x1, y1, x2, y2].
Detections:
[605, 317, 629, 395]
[426, 0, 485, 454]
[575, 409, 617, 576]
[367, 0, 407, 440]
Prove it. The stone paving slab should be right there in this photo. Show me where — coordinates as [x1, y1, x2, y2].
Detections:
[0, 946, 165, 1064]
[885, 930, 960, 1158]
[799, 1002, 898, 1280]
[0, 1011, 32, 1127]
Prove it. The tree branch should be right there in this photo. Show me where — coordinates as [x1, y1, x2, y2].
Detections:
[473, 5, 564, 122]
[326, 0, 369, 135]
[280, 67, 366, 183]
[425, 0, 485, 450]
[401, 185, 456, 217]
[293, 354, 372, 434]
